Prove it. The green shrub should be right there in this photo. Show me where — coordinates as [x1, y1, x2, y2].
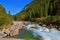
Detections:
[43, 16, 60, 25]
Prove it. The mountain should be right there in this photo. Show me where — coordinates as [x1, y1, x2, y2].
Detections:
[0, 4, 13, 26]
[15, 0, 58, 21]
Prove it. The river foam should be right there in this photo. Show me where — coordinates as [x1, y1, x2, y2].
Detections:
[26, 24, 60, 40]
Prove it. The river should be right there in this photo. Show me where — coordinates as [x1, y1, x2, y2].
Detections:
[25, 24, 60, 40]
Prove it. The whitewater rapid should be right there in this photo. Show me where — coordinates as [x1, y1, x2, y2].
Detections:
[26, 24, 60, 40]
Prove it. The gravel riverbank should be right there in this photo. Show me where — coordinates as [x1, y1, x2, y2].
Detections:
[0, 38, 24, 40]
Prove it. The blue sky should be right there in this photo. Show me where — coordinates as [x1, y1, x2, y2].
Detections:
[0, 0, 32, 15]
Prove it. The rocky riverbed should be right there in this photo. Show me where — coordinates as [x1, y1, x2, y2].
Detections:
[0, 38, 24, 40]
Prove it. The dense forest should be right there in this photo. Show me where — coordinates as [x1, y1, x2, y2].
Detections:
[0, 0, 60, 29]
[15, 0, 58, 20]
[15, 0, 60, 25]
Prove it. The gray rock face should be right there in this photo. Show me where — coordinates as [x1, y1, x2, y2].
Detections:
[0, 21, 26, 38]
[10, 21, 26, 36]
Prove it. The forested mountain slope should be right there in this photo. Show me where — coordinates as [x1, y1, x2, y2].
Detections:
[0, 4, 13, 26]
[15, 0, 59, 21]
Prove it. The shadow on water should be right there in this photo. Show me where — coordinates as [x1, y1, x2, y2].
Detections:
[18, 28, 40, 40]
